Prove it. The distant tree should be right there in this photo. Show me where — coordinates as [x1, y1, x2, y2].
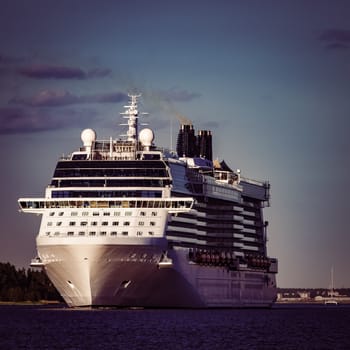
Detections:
[0, 262, 62, 302]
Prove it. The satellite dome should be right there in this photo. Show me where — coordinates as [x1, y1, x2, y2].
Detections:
[139, 128, 154, 147]
[81, 128, 96, 146]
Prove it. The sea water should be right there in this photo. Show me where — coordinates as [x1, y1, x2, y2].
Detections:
[0, 304, 349, 349]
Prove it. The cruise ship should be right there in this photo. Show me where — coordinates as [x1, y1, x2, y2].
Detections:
[18, 94, 278, 308]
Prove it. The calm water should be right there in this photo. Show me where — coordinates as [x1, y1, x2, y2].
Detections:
[0, 304, 350, 349]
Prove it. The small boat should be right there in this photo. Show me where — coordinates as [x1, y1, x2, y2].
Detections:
[324, 267, 338, 305]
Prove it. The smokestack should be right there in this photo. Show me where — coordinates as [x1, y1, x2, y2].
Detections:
[176, 124, 197, 157]
[197, 130, 212, 161]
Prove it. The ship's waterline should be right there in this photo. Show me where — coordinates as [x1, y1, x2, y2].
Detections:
[19, 94, 278, 308]
[39, 244, 276, 307]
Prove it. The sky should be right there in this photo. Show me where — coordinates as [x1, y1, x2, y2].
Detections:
[0, 0, 349, 288]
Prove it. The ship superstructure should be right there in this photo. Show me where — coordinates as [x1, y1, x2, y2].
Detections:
[19, 94, 278, 307]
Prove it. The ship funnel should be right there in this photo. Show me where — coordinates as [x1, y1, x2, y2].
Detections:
[176, 124, 213, 160]
[197, 130, 212, 161]
[176, 124, 197, 158]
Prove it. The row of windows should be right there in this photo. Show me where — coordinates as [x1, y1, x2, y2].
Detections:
[47, 221, 157, 227]
[45, 230, 155, 237]
[51, 179, 171, 188]
[21, 199, 192, 210]
[49, 211, 158, 217]
[53, 168, 168, 178]
[55, 160, 166, 169]
[51, 190, 162, 198]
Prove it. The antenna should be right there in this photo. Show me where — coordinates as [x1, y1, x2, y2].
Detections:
[170, 115, 173, 151]
[119, 93, 144, 143]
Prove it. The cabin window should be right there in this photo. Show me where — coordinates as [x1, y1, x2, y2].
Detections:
[49, 212, 55, 216]
[47, 222, 53, 226]
[122, 231, 128, 236]
[80, 221, 88, 226]
[125, 211, 132, 216]
[69, 222, 76, 226]
[112, 222, 119, 226]
[114, 212, 121, 216]
[67, 232, 74, 236]
[56, 222, 62, 226]
[102, 221, 108, 226]
[151, 212, 157, 216]
[91, 221, 98, 226]
[110, 231, 117, 236]
[123, 221, 130, 226]
[71, 212, 78, 216]
[100, 231, 107, 236]
[150, 221, 156, 226]
[103, 212, 110, 216]
[58, 212, 64, 216]
[138, 221, 144, 226]
[89, 231, 96, 236]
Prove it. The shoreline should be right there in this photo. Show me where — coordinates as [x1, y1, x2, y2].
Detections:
[0, 300, 62, 306]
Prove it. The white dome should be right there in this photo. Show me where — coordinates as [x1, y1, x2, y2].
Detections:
[139, 128, 154, 147]
[81, 128, 96, 146]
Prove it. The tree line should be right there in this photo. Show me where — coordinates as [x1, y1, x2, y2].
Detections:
[0, 262, 62, 302]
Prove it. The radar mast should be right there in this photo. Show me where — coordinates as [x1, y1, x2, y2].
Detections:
[120, 93, 148, 144]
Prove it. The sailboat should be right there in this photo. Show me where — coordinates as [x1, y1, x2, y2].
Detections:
[324, 267, 338, 305]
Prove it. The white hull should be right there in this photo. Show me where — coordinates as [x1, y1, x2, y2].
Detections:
[38, 242, 277, 308]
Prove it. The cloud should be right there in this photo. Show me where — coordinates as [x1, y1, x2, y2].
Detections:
[18, 64, 112, 79]
[86, 68, 112, 78]
[324, 43, 350, 51]
[10, 89, 127, 107]
[0, 53, 26, 64]
[318, 29, 350, 50]
[0, 107, 97, 134]
[156, 87, 201, 102]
